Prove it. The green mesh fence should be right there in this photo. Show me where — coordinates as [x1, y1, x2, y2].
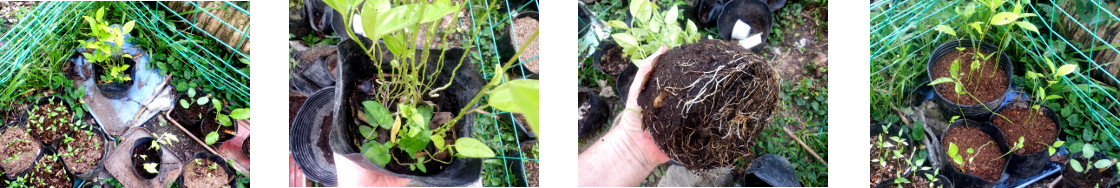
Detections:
[0, 1, 250, 107]
[871, 0, 1120, 152]
[462, 0, 539, 186]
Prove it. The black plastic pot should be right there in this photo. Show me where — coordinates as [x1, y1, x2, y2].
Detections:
[926, 39, 1014, 120]
[615, 62, 639, 103]
[171, 88, 213, 130]
[27, 96, 75, 146]
[0, 122, 44, 180]
[577, 86, 608, 139]
[498, 113, 536, 140]
[870, 122, 916, 187]
[92, 56, 136, 99]
[873, 169, 955, 188]
[58, 124, 110, 181]
[716, 0, 773, 51]
[178, 152, 236, 188]
[242, 136, 250, 159]
[1062, 152, 1120, 188]
[577, 2, 593, 38]
[501, 11, 540, 76]
[289, 87, 338, 186]
[991, 100, 1062, 178]
[199, 109, 238, 147]
[329, 36, 485, 186]
[741, 154, 800, 187]
[938, 119, 1010, 188]
[591, 38, 629, 77]
[130, 137, 162, 180]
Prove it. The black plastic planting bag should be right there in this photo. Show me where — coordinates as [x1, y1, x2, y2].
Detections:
[93, 57, 136, 99]
[994, 100, 1063, 178]
[329, 37, 484, 186]
[741, 154, 800, 187]
[290, 87, 338, 186]
[938, 119, 1011, 188]
[927, 40, 1014, 120]
[577, 86, 608, 139]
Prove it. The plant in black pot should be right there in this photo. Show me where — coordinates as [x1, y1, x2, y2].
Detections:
[173, 88, 214, 129]
[25, 149, 71, 188]
[131, 133, 178, 179]
[202, 99, 249, 147]
[78, 7, 137, 99]
[939, 119, 1010, 187]
[0, 122, 42, 180]
[870, 123, 914, 187]
[57, 123, 109, 181]
[1063, 145, 1120, 188]
[323, 0, 539, 185]
[989, 99, 1061, 178]
[181, 152, 235, 188]
[927, 0, 1039, 120]
[27, 96, 75, 146]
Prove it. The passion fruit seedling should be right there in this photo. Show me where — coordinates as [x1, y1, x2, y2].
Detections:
[326, 0, 540, 173]
[605, 0, 702, 65]
[1069, 144, 1120, 174]
[78, 6, 136, 84]
[204, 99, 249, 145]
[946, 141, 994, 172]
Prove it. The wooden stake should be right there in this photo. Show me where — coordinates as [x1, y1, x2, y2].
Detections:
[781, 126, 827, 164]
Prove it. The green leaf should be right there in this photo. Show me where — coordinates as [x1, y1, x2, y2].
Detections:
[606, 20, 629, 29]
[948, 143, 959, 157]
[1093, 159, 1113, 169]
[416, 157, 427, 172]
[362, 101, 393, 129]
[187, 89, 196, 98]
[612, 33, 639, 49]
[934, 25, 956, 36]
[361, 141, 393, 167]
[230, 108, 250, 120]
[665, 5, 679, 24]
[1055, 64, 1078, 77]
[1071, 159, 1084, 172]
[489, 79, 539, 136]
[205, 131, 219, 145]
[410, 105, 433, 129]
[1015, 21, 1038, 33]
[143, 163, 159, 173]
[397, 128, 432, 156]
[970, 22, 984, 34]
[217, 114, 232, 127]
[454, 137, 495, 158]
[929, 77, 954, 85]
[179, 99, 190, 108]
[359, 125, 378, 139]
[1053, 141, 1065, 147]
[967, 148, 975, 154]
[197, 96, 210, 105]
[122, 20, 135, 34]
[431, 135, 445, 151]
[990, 12, 1019, 25]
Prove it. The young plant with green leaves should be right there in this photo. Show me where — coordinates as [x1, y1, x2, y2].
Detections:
[205, 99, 249, 145]
[1069, 144, 1119, 175]
[946, 141, 993, 172]
[78, 7, 136, 84]
[323, 0, 540, 173]
[604, 0, 702, 65]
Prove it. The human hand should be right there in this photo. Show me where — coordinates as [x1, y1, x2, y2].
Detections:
[578, 46, 671, 187]
[334, 154, 411, 187]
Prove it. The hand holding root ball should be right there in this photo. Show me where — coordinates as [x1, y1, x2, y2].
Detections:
[578, 46, 671, 187]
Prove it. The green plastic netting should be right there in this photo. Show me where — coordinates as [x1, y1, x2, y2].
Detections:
[871, 0, 1120, 153]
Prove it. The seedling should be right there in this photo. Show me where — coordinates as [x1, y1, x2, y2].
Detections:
[1070, 145, 1119, 174]
[947, 141, 993, 172]
[205, 99, 249, 145]
[78, 7, 136, 84]
[605, 0, 702, 65]
[143, 162, 159, 174]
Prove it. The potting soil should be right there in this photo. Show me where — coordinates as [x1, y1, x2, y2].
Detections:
[930, 48, 1008, 106]
[639, 40, 778, 170]
[942, 125, 1006, 182]
[104, 128, 182, 188]
[513, 16, 539, 73]
[992, 104, 1058, 154]
[0, 125, 40, 179]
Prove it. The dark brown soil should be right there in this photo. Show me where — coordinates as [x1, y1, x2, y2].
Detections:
[183, 158, 231, 188]
[870, 134, 910, 187]
[290, 95, 308, 126]
[942, 126, 1006, 181]
[199, 111, 236, 146]
[27, 154, 70, 188]
[1064, 155, 1114, 188]
[59, 129, 105, 174]
[318, 114, 334, 164]
[243, 136, 250, 157]
[931, 48, 1008, 105]
[639, 40, 779, 170]
[596, 45, 627, 75]
[28, 100, 74, 146]
[906, 175, 934, 188]
[131, 138, 162, 179]
[513, 17, 539, 73]
[992, 105, 1057, 154]
[520, 142, 538, 187]
[173, 89, 211, 128]
[0, 126, 40, 178]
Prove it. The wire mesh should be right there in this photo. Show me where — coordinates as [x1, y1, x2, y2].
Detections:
[871, 0, 1120, 151]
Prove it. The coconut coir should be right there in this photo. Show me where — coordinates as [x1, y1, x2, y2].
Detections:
[992, 104, 1057, 154]
[931, 48, 1008, 105]
[942, 125, 1006, 181]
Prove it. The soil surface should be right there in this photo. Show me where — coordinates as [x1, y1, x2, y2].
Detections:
[513, 17, 540, 73]
[183, 158, 231, 188]
[28, 100, 74, 146]
[639, 40, 778, 170]
[173, 89, 211, 128]
[942, 125, 1006, 181]
[596, 45, 627, 75]
[59, 129, 105, 174]
[0, 126, 40, 177]
[200, 111, 236, 146]
[992, 105, 1057, 154]
[869, 134, 910, 187]
[520, 142, 538, 187]
[28, 154, 70, 188]
[931, 48, 1008, 105]
[1064, 161, 1113, 188]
